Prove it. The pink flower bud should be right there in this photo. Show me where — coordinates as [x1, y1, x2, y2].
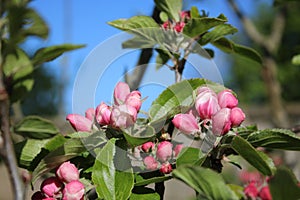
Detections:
[156, 141, 173, 163]
[162, 21, 170, 30]
[230, 107, 245, 127]
[85, 108, 95, 121]
[174, 22, 185, 33]
[114, 82, 130, 105]
[160, 163, 172, 174]
[212, 108, 232, 136]
[259, 186, 272, 200]
[239, 170, 261, 184]
[40, 177, 63, 197]
[218, 89, 238, 108]
[141, 142, 155, 153]
[172, 113, 199, 134]
[31, 191, 45, 200]
[195, 88, 220, 119]
[95, 102, 112, 125]
[143, 156, 158, 170]
[180, 11, 191, 20]
[244, 181, 259, 199]
[110, 104, 137, 128]
[56, 161, 79, 183]
[125, 91, 142, 111]
[66, 114, 93, 132]
[62, 180, 85, 200]
[173, 144, 184, 157]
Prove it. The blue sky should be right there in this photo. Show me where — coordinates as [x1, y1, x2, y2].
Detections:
[26, 0, 272, 115]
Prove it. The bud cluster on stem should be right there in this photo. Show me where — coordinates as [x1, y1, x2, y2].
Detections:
[162, 10, 191, 33]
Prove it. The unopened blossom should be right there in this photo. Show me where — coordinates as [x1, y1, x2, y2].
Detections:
[239, 170, 261, 184]
[212, 108, 232, 136]
[143, 156, 158, 170]
[174, 22, 185, 33]
[195, 87, 220, 119]
[85, 108, 95, 121]
[125, 91, 142, 111]
[95, 102, 112, 125]
[172, 113, 199, 134]
[180, 10, 191, 20]
[160, 163, 172, 174]
[230, 107, 245, 127]
[259, 186, 272, 200]
[62, 180, 85, 200]
[40, 177, 63, 197]
[244, 181, 259, 199]
[218, 89, 238, 108]
[66, 114, 92, 132]
[141, 141, 155, 153]
[56, 161, 79, 183]
[156, 141, 173, 163]
[110, 104, 137, 129]
[114, 82, 130, 105]
[173, 144, 184, 157]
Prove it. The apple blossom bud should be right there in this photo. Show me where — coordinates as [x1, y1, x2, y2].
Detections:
[230, 107, 245, 127]
[56, 161, 79, 183]
[62, 180, 85, 200]
[95, 102, 112, 125]
[85, 108, 95, 121]
[172, 113, 199, 134]
[40, 177, 63, 197]
[31, 191, 45, 200]
[212, 108, 232, 136]
[174, 22, 185, 33]
[114, 82, 130, 105]
[110, 104, 137, 128]
[141, 142, 155, 153]
[180, 11, 191, 20]
[195, 88, 220, 119]
[66, 114, 92, 132]
[239, 171, 261, 184]
[156, 141, 173, 163]
[162, 21, 170, 30]
[244, 181, 259, 199]
[259, 186, 272, 200]
[143, 156, 158, 170]
[160, 163, 172, 174]
[125, 91, 142, 111]
[173, 144, 184, 157]
[218, 89, 238, 108]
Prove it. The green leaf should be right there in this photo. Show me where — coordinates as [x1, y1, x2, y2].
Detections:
[269, 167, 300, 200]
[227, 184, 245, 199]
[173, 165, 238, 200]
[155, 48, 170, 69]
[246, 128, 300, 150]
[122, 36, 156, 49]
[190, 6, 201, 19]
[212, 37, 262, 64]
[199, 24, 238, 45]
[14, 116, 59, 139]
[231, 136, 275, 176]
[176, 147, 204, 167]
[154, 0, 182, 21]
[92, 138, 134, 200]
[123, 124, 156, 147]
[32, 44, 85, 65]
[159, 12, 169, 22]
[134, 175, 172, 187]
[149, 78, 224, 121]
[130, 187, 160, 200]
[183, 17, 227, 38]
[292, 54, 300, 65]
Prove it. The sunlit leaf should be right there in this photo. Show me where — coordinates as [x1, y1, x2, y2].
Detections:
[292, 54, 300, 65]
[199, 24, 238, 45]
[154, 0, 182, 22]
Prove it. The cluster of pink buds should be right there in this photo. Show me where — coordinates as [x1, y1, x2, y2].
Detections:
[172, 86, 245, 137]
[32, 161, 84, 200]
[140, 141, 183, 174]
[162, 11, 191, 33]
[66, 82, 142, 132]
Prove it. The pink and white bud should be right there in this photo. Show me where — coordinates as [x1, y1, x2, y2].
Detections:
[114, 82, 130, 105]
[31, 191, 45, 200]
[156, 141, 173, 163]
[62, 180, 85, 200]
[195, 88, 220, 119]
[66, 114, 92, 132]
[244, 181, 259, 199]
[84, 108, 95, 121]
[172, 113, 199, 134]
[180, 11, 191, 20]
[230, 107, 245, 127]
[95, 102, 112, 125]
[125, 91, 142, 111]
[162, 21, 170, 30]
[40, 177, 63, 197]
[174, 22, 185, 33]
[160, 163, 173, 174]
[259, 186, 272, 200]
[218, 89, 238, 108]
[141, 142, 155, 153]
[110, 104, 137, 129]
[143, 156, 158, 170]
[56, 161, 79, 183]
[212, 108, 232, 136]
[173, 144, 184, 157]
